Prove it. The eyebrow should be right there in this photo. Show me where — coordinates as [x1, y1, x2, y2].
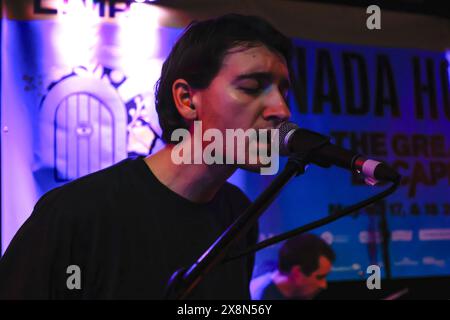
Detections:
[234, 72, 290, 89]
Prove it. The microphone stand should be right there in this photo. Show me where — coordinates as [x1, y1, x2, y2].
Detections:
[164, 156, 308, 300]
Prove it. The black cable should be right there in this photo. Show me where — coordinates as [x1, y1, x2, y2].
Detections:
[224, 177, 401, 264]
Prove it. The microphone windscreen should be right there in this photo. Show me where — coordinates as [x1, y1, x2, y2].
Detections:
[277, 122, 299, 156]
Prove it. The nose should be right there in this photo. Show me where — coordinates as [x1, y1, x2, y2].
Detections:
[262, 86, 291, 124]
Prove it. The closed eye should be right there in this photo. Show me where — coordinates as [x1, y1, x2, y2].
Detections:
[238, 79, 266, 95]
[235, 72, 290, 98]
[239, 86, 263, 95]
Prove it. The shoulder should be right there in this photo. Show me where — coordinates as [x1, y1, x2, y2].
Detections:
[222, 182, 252, 209]
[34, 157, 142, 218]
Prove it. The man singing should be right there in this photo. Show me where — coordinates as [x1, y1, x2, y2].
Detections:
[0, 14, 293, 299]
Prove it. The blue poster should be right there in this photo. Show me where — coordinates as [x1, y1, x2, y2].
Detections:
[249, 39, 450, 280]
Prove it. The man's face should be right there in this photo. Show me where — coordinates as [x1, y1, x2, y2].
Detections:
[292, 256, 333, 300]
[191, 44, 291, 169]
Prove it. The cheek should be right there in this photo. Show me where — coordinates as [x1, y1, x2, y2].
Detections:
[202, 87, 260, 128]
[303, 277, 319, 288]
[226, 89, 265, 125]
[223, 87, 256, 112]
[199, 91, 230, 128]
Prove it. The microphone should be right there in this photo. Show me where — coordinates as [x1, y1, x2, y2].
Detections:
[277, 122, 400, 185]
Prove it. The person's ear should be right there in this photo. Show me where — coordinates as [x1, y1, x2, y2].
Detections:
[290, 265, 303, 278]
[172, 79, 197, 121]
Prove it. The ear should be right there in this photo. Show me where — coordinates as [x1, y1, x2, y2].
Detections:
[172, 79, 198, 122]
[290, 265, 303, 278]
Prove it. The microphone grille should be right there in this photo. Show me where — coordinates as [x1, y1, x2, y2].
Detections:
[277, 121, 299, 156]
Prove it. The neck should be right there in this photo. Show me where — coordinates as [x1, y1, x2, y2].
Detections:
[271, 270, 297, 299]
[144, 145, 237, 203]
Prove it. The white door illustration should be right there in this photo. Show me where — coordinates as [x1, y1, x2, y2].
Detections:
[40, 75, 127, 181]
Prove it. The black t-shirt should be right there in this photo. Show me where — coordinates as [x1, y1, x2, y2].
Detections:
[0, 157, 257, 299]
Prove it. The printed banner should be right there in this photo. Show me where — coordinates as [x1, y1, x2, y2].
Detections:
[252, 39, 450, 280]
[1, 0, 449, 280]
